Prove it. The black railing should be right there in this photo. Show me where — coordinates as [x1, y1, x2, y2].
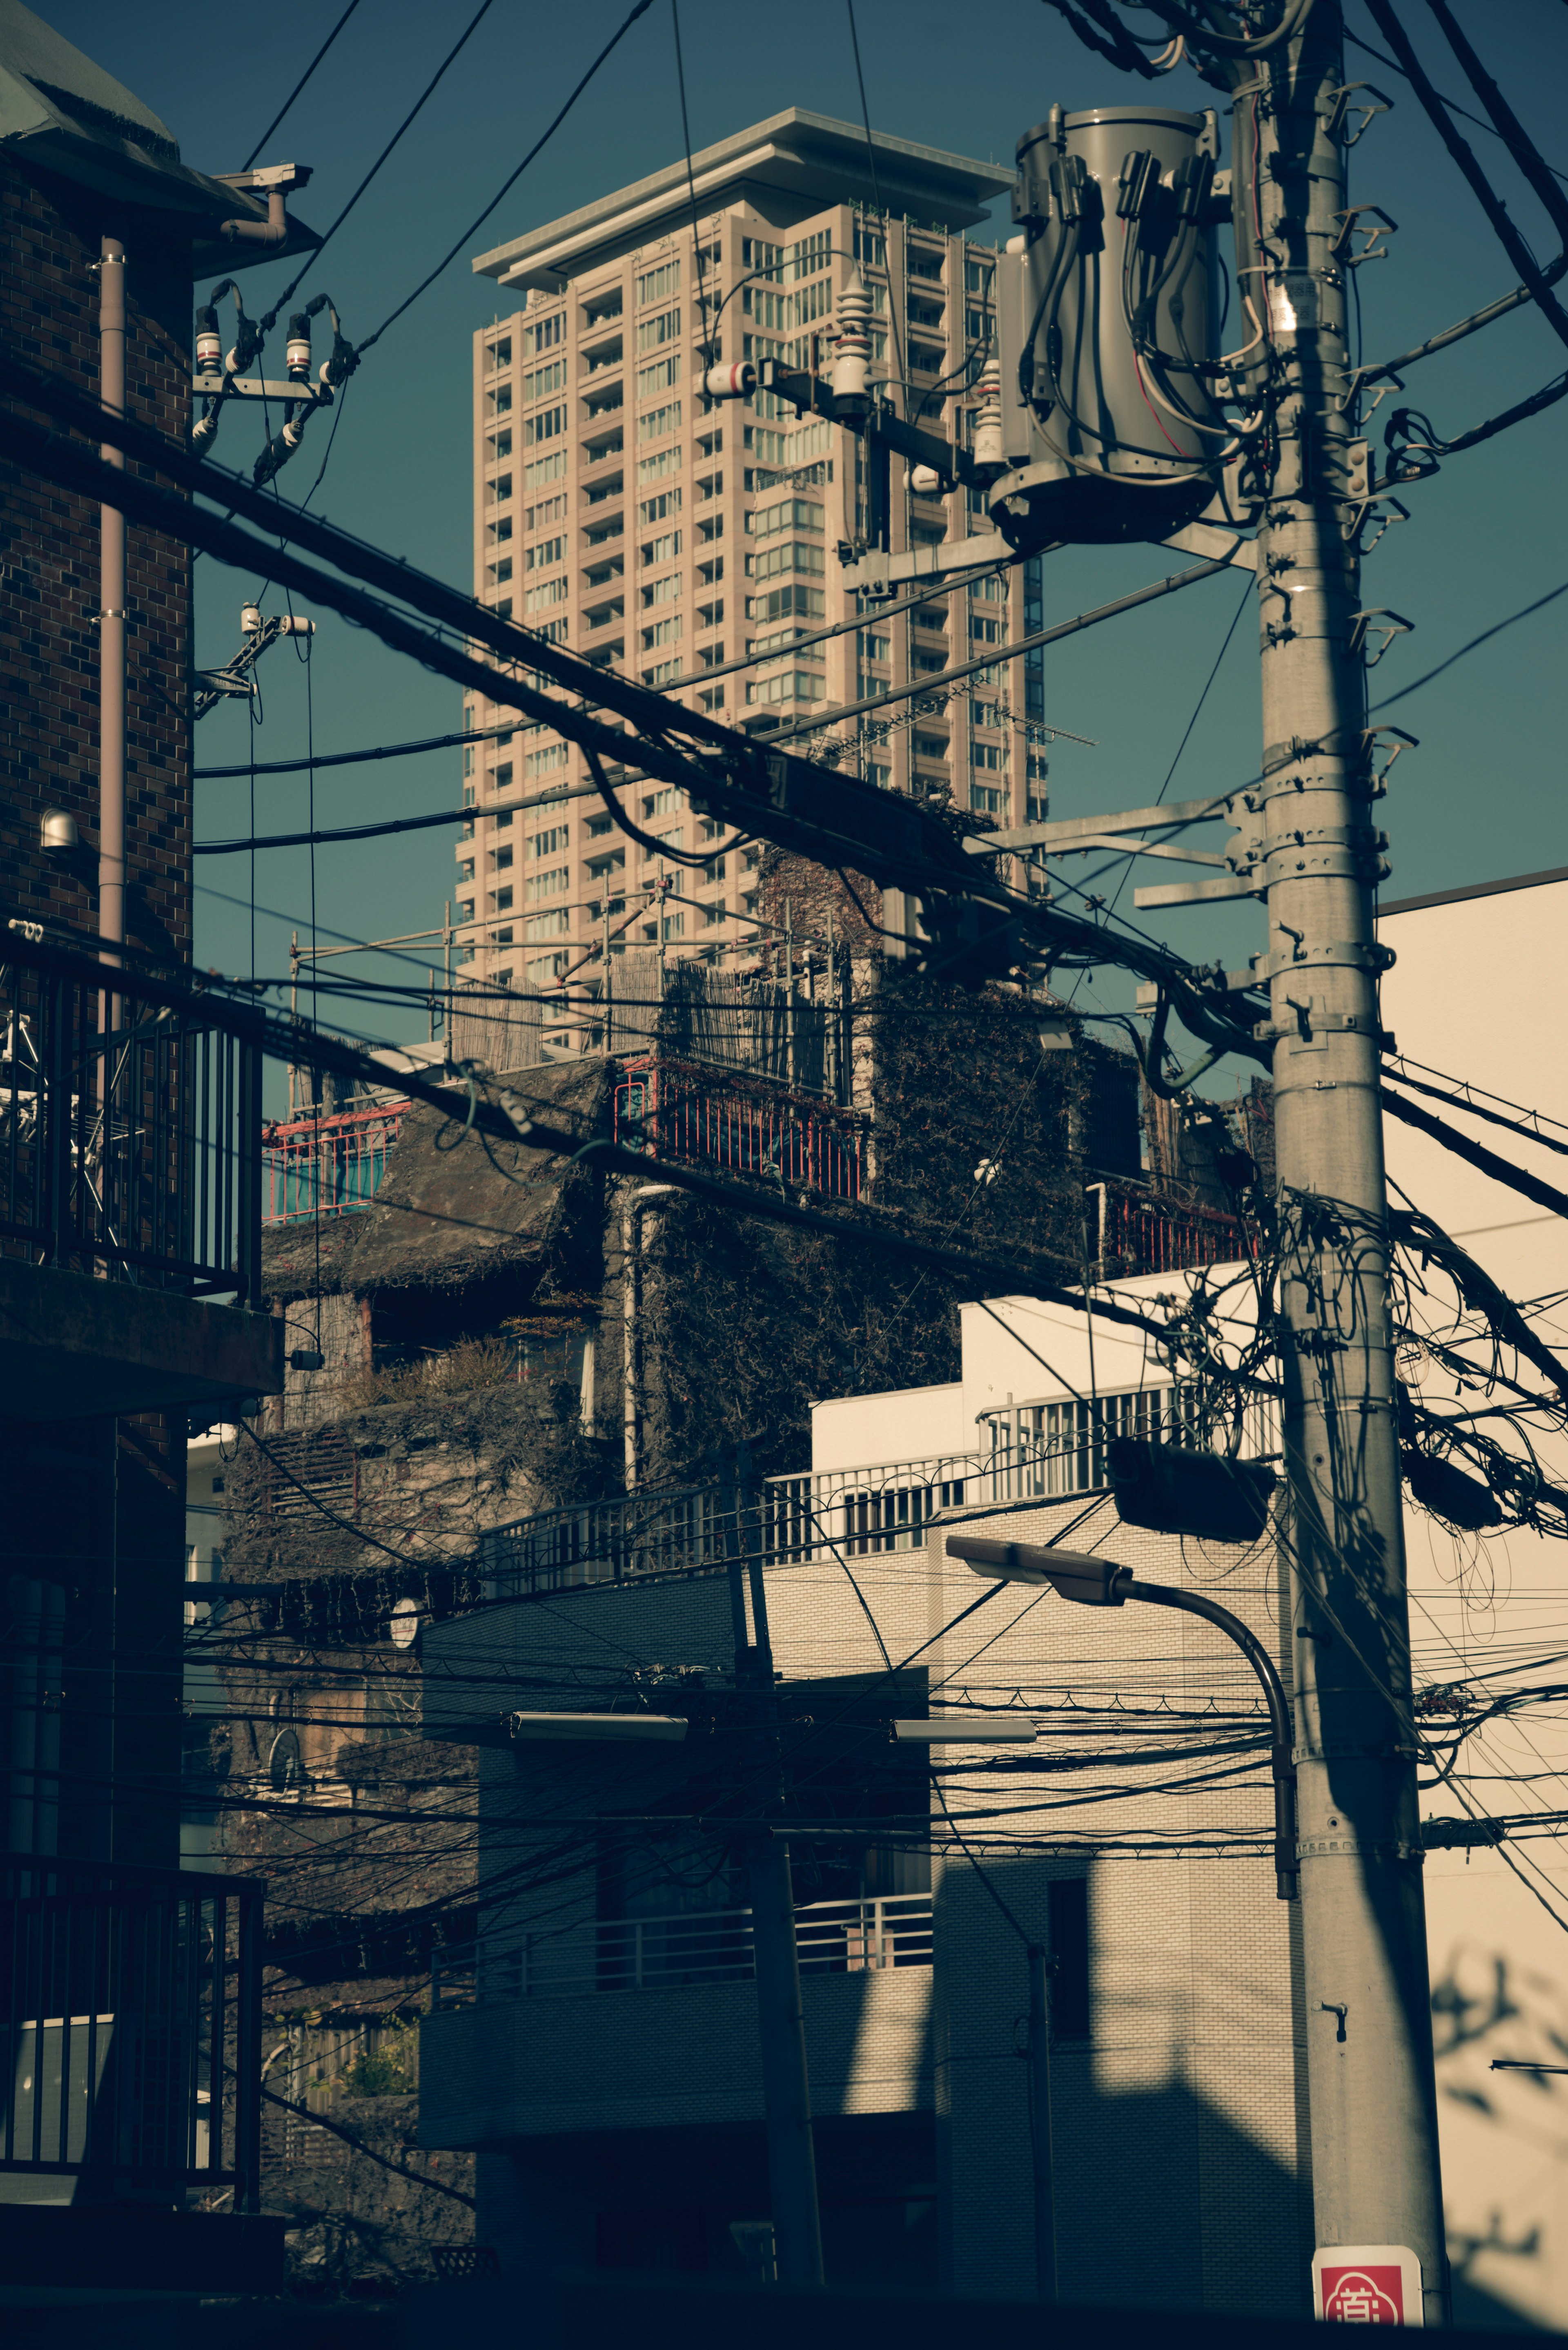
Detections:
[0, 951, 263, 1304]
[0, 1853, 262, 2207]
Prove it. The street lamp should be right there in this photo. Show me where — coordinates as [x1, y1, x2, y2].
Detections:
[505, 1711, 687, 1743]
[946, 1534, 1298, 1901]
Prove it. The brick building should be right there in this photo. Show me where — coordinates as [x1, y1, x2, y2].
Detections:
[0, 3, 292, 1876]
[0, 0, 289, 2285]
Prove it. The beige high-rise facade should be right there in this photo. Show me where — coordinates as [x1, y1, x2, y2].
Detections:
[456, 109, 1048, 996]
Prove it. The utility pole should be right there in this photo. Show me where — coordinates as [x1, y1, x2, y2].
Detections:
[1244, 3, 1446, 2319]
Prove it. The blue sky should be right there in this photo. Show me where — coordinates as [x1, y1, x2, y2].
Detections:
[38, 0, 1568, 1058]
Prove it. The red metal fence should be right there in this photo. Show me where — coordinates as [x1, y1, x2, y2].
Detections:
[262, 1103, 408, 1225]
[1090, 1177, 1245, 1277]
[612, 1057, 866, 1202]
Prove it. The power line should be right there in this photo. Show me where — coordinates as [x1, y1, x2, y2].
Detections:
[357, 0, 657, 354]
[254, 0, 501, 339]
[241, 0, 365, 172]
[196, 806, 466, 855]
[1370, 577, 1568, 711]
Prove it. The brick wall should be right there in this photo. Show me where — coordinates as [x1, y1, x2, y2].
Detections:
[0, 152, 192, 959]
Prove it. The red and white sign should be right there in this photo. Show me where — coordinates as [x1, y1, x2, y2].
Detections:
[1313, 2245, 1424, 2325]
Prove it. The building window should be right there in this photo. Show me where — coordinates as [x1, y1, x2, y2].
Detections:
[524, 404, 565, 448]
[494, 845, 514, 872]
[749, 585, 826, 626]
[853, 225, 886, 268]
[525, 866, 569, 903]
[637, 444, 683, 486]
[525, 910, 571, 942]
[746, 669, 826, 707]
[530, 824, 569, 858]
[637, 305, 682, 353]
[637, 353, 682, 399]
[494, 887, 514, 911]
[637, 260, 681, 306]
[523, 312, 564, 356]
[970, 783, 1004, 816]
[1049, 1879, 1091, 2041]
[525, 743, 568, 779]
[639, 488, 682, 528]
[751, 539, 825, 583]
[523, 358, 565, 404]
[487, 336, 512, 369]
[751, 499, 824, 540]
[637, 400, 682, 441]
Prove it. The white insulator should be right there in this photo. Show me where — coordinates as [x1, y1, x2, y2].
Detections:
[285, 335, 311, 377]
[910, 464, 941, 494]
[240, 603, 263, 636]
[278, 616, 316, 636]
[832, 263, 872, 415]
[196, 330, 221, 371]
[704, 361, 756, 399]
[973, 356, 1003, 468]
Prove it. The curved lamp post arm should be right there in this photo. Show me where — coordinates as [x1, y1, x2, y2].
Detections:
[947, 1534, 1298, 1900]
[1120, 1576, 1297, 1902]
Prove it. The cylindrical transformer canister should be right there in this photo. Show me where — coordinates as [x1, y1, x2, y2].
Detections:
[993, 105, 1220, 549]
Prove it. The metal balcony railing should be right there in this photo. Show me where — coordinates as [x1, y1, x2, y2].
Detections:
[262, 1101, 408, 1225]
[430, 1893, 933, 2010]
[0, 1853, 262, 2206]
[482, 1454, 982, 1596]
[0, 954, 263, 1303]
[615, 1056, 866, 1202]
[1088, 1177, 1244, 1279]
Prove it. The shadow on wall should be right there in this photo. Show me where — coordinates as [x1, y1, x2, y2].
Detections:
[1433, 1937, 1568, 2331]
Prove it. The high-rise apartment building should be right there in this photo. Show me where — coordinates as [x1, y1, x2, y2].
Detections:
[458, 109, 1040, 997]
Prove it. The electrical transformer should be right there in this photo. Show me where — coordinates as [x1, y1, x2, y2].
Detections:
[990, 105, 1226, 550]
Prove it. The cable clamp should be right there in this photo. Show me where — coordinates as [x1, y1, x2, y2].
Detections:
[1292, 1741, 1420, 1764]
[1252, 939, 1395, 982]
[1296, 1835, 1423, 1863]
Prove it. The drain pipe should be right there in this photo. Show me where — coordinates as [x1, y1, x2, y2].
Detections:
[98, 236, 126, 956]
[622, 1185, 677, 1489]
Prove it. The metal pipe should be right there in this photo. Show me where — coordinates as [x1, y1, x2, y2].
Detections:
[220, 187, 289, 247]
[98, 236, 126, 956]
[621, 1184, 677, 1488]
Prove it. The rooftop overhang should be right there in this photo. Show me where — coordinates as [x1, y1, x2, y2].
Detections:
[0, 1259, 283, 1420]
[0, 4, 319, 275]
[473, 107, 1016, 295]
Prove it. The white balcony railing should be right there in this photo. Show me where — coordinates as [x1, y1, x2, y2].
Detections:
[430, 1892, 933, 2011]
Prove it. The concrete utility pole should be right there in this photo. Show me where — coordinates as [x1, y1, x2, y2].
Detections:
[1243, 3, 1446, 2317]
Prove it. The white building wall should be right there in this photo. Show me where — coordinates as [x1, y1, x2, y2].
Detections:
[1379, 874, 1568, 2330]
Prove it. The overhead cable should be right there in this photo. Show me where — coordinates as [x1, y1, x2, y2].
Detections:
[255, 0, 500, 339]
[241, 0, 365, 172]
[357, 0, 657, 353]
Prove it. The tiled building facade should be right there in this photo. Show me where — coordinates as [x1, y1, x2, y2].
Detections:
[453, 111, 1048, 997]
